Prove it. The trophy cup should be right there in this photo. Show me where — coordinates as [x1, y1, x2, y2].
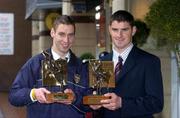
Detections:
[41, 51, 73, 102]
[83, 59, 115, 105]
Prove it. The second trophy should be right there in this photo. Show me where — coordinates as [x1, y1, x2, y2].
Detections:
[83, 59, 115, 105]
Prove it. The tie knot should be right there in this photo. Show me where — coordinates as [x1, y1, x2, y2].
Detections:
[118, 56, 123, 63]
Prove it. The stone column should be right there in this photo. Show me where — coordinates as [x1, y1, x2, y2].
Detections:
[39, 10, 52, 52]
[62, 1, 72, 15]
[32, 21, 40, 56]
[112, 0, 125, 13]
[104, 0, 125, 52]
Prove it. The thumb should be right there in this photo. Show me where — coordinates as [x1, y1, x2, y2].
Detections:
[41, 88, 51, 94]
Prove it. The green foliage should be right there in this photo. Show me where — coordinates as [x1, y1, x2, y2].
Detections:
[145, 0, 180, 48]
[80, 52, 95, 60]
[133, 20, 150, 47]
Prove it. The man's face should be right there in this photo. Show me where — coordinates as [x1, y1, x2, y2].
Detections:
[50, 24, 75, 55]
[109, 21, 136, 53]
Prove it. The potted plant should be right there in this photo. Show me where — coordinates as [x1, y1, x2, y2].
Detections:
[80, 52, 95, 60]
[145, 0, 180, 73]
[145, 0, 180, 49]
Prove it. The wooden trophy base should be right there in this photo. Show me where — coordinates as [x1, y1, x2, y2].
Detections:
[83, 95, 110, 105]
[46, 92, 73, 102]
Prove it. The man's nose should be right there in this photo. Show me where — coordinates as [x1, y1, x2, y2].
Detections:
[63, 35, 69, 43]
[117, 30, 123, 37]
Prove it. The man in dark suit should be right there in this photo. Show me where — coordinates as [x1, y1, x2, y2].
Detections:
[90, 10, 164, 118]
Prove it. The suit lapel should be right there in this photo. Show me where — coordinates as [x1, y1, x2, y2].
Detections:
[101, 49, 138, 83]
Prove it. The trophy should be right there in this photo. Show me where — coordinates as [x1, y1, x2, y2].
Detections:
[41, 51, 73, 102]
[83, 59, 115, 105]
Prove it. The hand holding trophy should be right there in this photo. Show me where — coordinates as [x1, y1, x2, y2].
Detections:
[41, 51, 74, 103]
[83, 59, 115, 105]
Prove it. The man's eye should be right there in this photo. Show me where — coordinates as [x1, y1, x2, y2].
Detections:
[112, 28, 118, 32]
[68, 33, 75, 37]
[122, 28, 129, 31]
[59, 33, 66, 37]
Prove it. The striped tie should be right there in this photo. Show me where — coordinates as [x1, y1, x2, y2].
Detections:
[115, 56, 123, 80]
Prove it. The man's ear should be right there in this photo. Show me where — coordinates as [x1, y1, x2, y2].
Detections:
[50, 28, 55, 37]
[108, 25, 112, 34]
[132, 26, 137, 36]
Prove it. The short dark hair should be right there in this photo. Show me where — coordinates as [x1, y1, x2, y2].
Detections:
[53, 15, 75, 33]
[109, 10, 134, 27]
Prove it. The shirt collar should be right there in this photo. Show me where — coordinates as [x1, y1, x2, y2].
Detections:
[113, 43, 133, 67]
[51, 49, 70, 62]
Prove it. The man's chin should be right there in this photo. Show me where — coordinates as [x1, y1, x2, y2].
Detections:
[62, 49, 69, 53]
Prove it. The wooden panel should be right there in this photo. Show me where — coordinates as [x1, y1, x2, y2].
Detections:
[0, 0, 32, 91]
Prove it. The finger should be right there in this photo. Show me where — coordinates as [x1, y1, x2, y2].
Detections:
[64, 89, 76, 101]
[103, 104, 116, 110]
[90, 105, 102, 110]
[41, 88, 51, 94]
[110, 106, 116, 111]
[100, 98, 111, 104]
[62, 100, 72, 105]
[38, 93, 47, 103]
[40, 88, 50, 102]
[90, 105, 101, 108]
[104, 93, 111, 97]
[102, 102, 112, 108]
[37, 88, 50, 103]
[64, 89, 73, 93]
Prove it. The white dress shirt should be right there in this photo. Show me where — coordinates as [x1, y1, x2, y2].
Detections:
[112, 43, 134, 69]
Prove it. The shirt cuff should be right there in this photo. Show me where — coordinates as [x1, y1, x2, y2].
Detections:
[30, 89, 37, 102]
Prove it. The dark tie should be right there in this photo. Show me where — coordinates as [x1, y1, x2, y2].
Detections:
[115, 56, 123, 80]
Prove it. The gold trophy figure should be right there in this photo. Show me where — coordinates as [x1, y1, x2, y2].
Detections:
[41, 51, 73, 102]
[83, 59, 115, 105]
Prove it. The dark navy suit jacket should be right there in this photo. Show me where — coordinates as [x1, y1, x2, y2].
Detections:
[99, 46, 164, 118]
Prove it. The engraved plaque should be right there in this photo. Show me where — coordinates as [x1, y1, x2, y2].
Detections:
[83, 59, 115, 105]
[41, 51, 73, 102]
[46, 93, 74, 102]
[83, 95, 110, 105]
